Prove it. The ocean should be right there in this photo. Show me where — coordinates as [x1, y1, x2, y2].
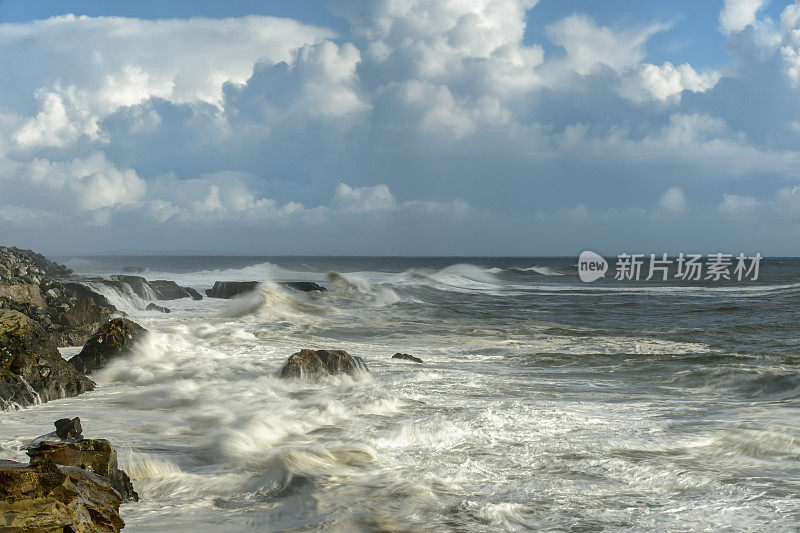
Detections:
[1, 255, 799, 531]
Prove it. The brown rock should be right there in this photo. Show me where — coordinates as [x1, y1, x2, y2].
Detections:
[28, 438, 138, 503]
[0, 458, 125, 532]
[0, 284, 46, 308]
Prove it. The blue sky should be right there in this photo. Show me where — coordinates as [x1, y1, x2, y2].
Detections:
[0, 0, 799, 255]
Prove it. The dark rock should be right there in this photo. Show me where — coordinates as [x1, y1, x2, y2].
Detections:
[182, 286, 203, 300]
[69, 318, 147, 374]
[122, 266, 145, 273]
[56, 297, 113, 346]
[205, 281, 260, 298]
[392, 353, 424, 363]
[280, 349, 369, 379]
[0, 310, 94, 410]
[0, 247, 115, 347]
[62, 281, 120, 314]
[28, 438, 139, 503]
[282, 281, 327, 292]
[55, 417, 84, 441]
[148, 280, 198, 300]
[146, 303, 170, 313]
[0, 457, 125, 532]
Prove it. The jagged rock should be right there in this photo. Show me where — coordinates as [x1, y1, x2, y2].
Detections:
[56, 417, 84, 441]
[145, 303, 170, 313]
[282, 281, 327, 292]
[280, 349, 369, 379]
[181, 286, 203, 301]
[0, 310, 94, 410]
[0, 458, 125, 532]
[205, 281, 260, 298]
[69, 318, 147, 374]
[28, 438, 139, 503]
[0, 247, 115, 346]
[56, 298, 113, 346]
[392, 353, 424, 363]
[121, 266, 145, 273]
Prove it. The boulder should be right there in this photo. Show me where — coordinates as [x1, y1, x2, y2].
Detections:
[148, 280, 200, 301]
[0, 458, 125, 532]
[205, 281, 260, 299]
[392, 353, 424, 364]
[0, 310, 94, 410]
[69, 318, 147, 375]
[145, 303, 170, 313]
[280, 349, 368, 379]
[282, 281, 327, 292]
[0, 284, 46, 308]
[181, 286, 203, 301]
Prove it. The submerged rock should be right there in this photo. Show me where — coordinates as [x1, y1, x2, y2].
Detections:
[392, 353, 424, 364]
[0, 457, 125, 532]
[280, 349, 368, 379]
[0, 310, 94, 410]
[145, 303, 170, 313]
[69, 318, 147, 374]
[205, 281, 260, 298]
[282, 281, 327, 292]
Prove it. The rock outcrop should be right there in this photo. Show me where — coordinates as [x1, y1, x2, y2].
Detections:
[0, 310, 94, 410]
[145, 303, 170, 313]
[0, 458, 125, 532]
[69, 318, 147, 375]
[392, 353, 424, 363]
[1, 418, 135, 531]
[283, 281, 327, 293]
[205, 281, 260, 298]
[0, 246, 113, 346]
[280, 349, 368, 379]
[206, 281, 327, 298]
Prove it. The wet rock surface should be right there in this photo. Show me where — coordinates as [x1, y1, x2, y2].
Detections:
[205, 281, 260, 298]
[2, 418, 134, 531]
[145, 303, 170, 313]
[0, 458, 125, 532]
[69, 318, 147, 375]
[0, 246, 113, 346]
[281, 349, 369, 379]
[0, 310, 94, 410]
[392, 353, 424, 363]
[283, 281, 327, 292]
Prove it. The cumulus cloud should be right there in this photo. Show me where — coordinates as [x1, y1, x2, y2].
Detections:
[659, 187, 688, 213]
[0, 2, 800, 253]
[720, 0, 767, 34]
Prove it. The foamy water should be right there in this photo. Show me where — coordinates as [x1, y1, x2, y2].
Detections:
[1, 256, 799, 531]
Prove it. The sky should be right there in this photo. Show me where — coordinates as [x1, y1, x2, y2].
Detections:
[1, 0, 800, 256]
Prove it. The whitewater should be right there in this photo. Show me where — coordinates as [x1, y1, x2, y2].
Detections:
[1, 256, 799, 531]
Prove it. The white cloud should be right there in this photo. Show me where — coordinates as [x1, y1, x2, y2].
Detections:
[718, 193, 760, 215]
[545, 15, 667, 76]
[630, 62, 720, 102]
[1, 14, 333, 149]
[720, 0, 766, 34]
[24, 152, 146, 212]
[659, 187, 687, 213]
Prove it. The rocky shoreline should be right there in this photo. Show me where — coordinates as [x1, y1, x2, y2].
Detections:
[0, 246, 414, 531]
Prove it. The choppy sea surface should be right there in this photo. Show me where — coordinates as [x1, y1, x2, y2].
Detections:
[2, 256, 799, 532]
